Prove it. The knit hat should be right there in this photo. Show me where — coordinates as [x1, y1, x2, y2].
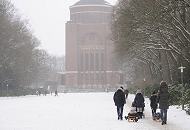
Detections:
[160, 81, 167, 87]
[136, 89, 141, 94]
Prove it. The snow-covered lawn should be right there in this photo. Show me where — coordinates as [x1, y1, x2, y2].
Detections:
[0, 92, 189, 130]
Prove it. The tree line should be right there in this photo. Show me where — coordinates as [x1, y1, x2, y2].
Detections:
[112, 0, 190, 112]
[0, 0, 58, 96]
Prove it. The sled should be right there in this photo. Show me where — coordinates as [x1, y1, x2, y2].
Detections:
[125, 115, 138, 122]
[153, 112, 161, 121]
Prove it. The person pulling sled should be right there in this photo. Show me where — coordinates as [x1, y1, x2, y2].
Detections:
[113, 86, 126, 120]
[134, 89, 145, 119]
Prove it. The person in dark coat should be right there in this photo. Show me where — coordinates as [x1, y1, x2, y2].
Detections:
[113, 87, 126, 120]
[158, 81, 169, 125]
[150, 90, 158, 120]
[134, 89, 145, 118]
[55, 90, 58, 96]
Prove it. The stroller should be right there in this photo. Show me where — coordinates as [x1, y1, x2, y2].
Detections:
[136, 106, 145, 119]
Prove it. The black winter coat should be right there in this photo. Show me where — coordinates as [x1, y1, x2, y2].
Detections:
[158, 86, 169, 109]
[134, 93, 145, 108]
[150, 94, 158, 109]
[113, 89, 126, 107]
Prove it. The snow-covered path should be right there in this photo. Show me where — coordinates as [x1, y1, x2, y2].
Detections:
[0, 93, 190, 130]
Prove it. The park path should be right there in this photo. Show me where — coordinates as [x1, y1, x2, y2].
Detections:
[0, 93, 189, 130]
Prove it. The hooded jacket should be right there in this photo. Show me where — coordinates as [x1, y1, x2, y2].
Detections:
[134, 92, 145, 108]
[113, 88, 126, 107]
[150, 94, 158, 109]
[158, 82, 169, 109]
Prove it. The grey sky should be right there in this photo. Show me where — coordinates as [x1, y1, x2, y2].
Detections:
[10, 0, 117, 56]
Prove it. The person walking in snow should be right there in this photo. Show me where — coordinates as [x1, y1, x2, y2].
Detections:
[134, 89, 145, 119]
[113, 86, 126, 120]
[158, 81, 169, 125]
[150, 90, 158, 120]
[55, 90, 58, 96]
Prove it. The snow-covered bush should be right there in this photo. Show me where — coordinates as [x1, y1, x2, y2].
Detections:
[144, 84, 159, 97]
[168, 83, 190, 111]
[168, 84, 182, 105]
[186, 102, 190, 115]
[184, 87, 190, 115]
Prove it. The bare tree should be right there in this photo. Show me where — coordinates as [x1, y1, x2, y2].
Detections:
[112, 0, 190, 86]
[0, 0, 56, 96]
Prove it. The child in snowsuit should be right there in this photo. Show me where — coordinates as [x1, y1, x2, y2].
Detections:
[150, 90, 158, 120]
[125, 102, 138, 121]
[128, 102, 138, 116]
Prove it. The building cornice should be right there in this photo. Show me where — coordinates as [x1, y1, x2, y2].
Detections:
[71, 11, 112, 14]
[70, 4, 112, 9]
[66, 22, 110, 25]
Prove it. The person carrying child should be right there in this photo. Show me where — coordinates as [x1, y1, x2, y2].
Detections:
[150, 90, 158, 120]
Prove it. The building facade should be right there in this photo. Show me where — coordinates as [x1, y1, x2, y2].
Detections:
[65, 0, 122, 90]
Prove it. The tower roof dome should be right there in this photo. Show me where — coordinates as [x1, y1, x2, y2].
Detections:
[72, 0, 111, 6]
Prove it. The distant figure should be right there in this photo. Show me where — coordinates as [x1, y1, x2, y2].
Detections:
[105, 88, 109, 92]
[158, 81, 169, 125]
[113, 86, 126, 120]
[44, 90, 47, 96]
[36, 91, 39, 96]
[36, 90, 41, 96]
[134, 89, 145, 119]
[150, 90, 158, 120]
[55, 90, 58, 96]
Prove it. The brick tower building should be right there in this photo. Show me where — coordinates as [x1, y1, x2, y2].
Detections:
[65, 0, 122, 90]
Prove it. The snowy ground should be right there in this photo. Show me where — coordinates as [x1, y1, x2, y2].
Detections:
[0, 92, 190, 130]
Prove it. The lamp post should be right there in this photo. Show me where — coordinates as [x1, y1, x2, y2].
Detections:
[6, 83, 9, 97]
[178, 66, 186, 110]
[143, 78, 146, 96]
[178, 66, 186, 85]
[0, 82, 2, 96]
